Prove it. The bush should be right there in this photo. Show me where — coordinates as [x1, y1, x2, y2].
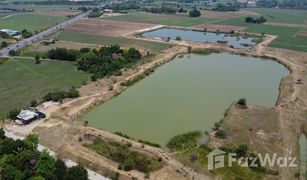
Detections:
[189, 8, 201, 17]
[8, 108, 20, 119]
[43, 88, 79, 102]
[237, 98, 247, 108]
[166, 131, 201, 152]
[31, 100, 38, 107]
[175, 36, 182, 41]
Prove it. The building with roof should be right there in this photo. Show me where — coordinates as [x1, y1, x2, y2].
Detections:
[16, 110, 45, 125]
[0, 29, 20, 38]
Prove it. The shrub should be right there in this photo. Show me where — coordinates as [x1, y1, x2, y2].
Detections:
[237, 98, 247, 108]
[189, 8, 201, 17]
[30, 100, 38, 107]
[8, 108, 20, 119]
[175, 36, 182, 41]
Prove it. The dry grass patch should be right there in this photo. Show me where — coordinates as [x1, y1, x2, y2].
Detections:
[37, 11, 81, 17]
[66, 19, 156, 37]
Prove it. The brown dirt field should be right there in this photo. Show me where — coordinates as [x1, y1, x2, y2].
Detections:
[192, 24, 246, 32]
[265, 22, 307, 28]
[38, 11, 81, 17]
[201, 11, 241, 19]
[25, 40, 97, 52]
[297, 31, 307, 37]
[66, 19, 156, 37]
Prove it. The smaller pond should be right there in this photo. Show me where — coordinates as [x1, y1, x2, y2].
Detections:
[142, 28, 258, 49]
[299, 134, 307, 179]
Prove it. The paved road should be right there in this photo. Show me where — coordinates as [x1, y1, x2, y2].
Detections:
[0, 11, 90, 57]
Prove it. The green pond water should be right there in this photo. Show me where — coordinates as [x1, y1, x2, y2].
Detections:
[82, 53, 289, 146]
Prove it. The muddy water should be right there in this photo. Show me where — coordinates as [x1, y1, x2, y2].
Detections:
[300, 134, 307, 180]
[142, 28, 257, 49]
[82, 54, 289, 146]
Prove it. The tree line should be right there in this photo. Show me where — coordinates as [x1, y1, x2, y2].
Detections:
[245, 16, 267, 24]
[0, 129, 88, 180]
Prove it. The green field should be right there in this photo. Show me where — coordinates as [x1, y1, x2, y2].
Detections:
[246, 8, 307, 24]
[6, 4, 83, 12]
[215, 16, 307, 52]
[56, 31, 172, 52]
[0, 58, 89, 118]
[0, 14, 67, 32]
[103, 12, 218, 27]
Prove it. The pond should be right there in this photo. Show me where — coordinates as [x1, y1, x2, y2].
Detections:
[82, 53, 289, 146]
[142, 28, 258, 49]
[299, 134, 307, 179]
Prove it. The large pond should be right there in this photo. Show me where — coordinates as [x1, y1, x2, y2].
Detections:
[142, 28, 257, 49]
[82, 54, 289, 146]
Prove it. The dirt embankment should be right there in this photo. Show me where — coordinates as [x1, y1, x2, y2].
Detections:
[30, 31, 307, 180]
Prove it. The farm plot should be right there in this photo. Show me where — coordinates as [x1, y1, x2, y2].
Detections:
[56, 31, 171, 52]
[37, 11, 81, 17]
[102, 11, 218, 27]
[215, 16, 307, 52]
[200, 10, 241, 19]
[0, 14, 67, 32]
[66, 19, 156, 37]
[0, 58, 89, 118]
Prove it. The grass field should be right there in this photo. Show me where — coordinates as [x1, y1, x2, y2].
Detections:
[215, 16, 307, 52]
[103, 12, 218, 27]
[56, 31, 172, 52]
[0, 58, 89, 118]
[247, 8, 307, 24]
[0, 13, 67, 32]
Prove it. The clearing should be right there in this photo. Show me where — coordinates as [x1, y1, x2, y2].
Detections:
[102, 11, 218, 27]
[37, 11, 81, 17]
[56, 31, 171, 53]
[66, 19, 156, 37]
[0, 58, 89, 118]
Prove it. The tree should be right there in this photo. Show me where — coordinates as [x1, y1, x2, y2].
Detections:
[235, 144, 248, 157]
[35, 150, 56, 179]
[8, 50, 17, 56]
[189, 8, 201, 17]
[0, 127, 5, 139]
[31, 99, 38, 107]
[21, 29, 32, 38]
[8, 108, 20, 119]
[35, 54, 41, 64]
[55, 159, 67, 180]
[1, 41, 8, 48]
[65, 165, 88, 180]
[24, 134, 39, 150]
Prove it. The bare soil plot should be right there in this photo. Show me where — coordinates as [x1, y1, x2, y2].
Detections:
[66, 19, 156, 36]
[201, 11, 241, 19]
[38, 11, 81, 17]
[265, 22, 307, 28]
[298, 31, 307, 37]
[192, 24, 246, 32]
[26, 40, 97, 52]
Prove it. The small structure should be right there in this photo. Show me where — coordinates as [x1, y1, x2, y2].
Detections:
[0, 29, 20, 37]
[16, 110, 45, 125]
[40, 39, 55, 45]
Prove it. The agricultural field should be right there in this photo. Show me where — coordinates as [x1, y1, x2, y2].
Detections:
[214, 12, 307, 52]
[0, 58, 89, 118]
[5, 4, 83, 12]
[246, 8, 307, 25]
[0, 13, 67, 32]
[56, 31, 171, 53]
[102, 11, 218, 27]
[66, 19, 155, 37]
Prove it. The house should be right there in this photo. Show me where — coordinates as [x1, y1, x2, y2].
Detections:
[0, 29, 20, 38]
[16, 110, 45, 125]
